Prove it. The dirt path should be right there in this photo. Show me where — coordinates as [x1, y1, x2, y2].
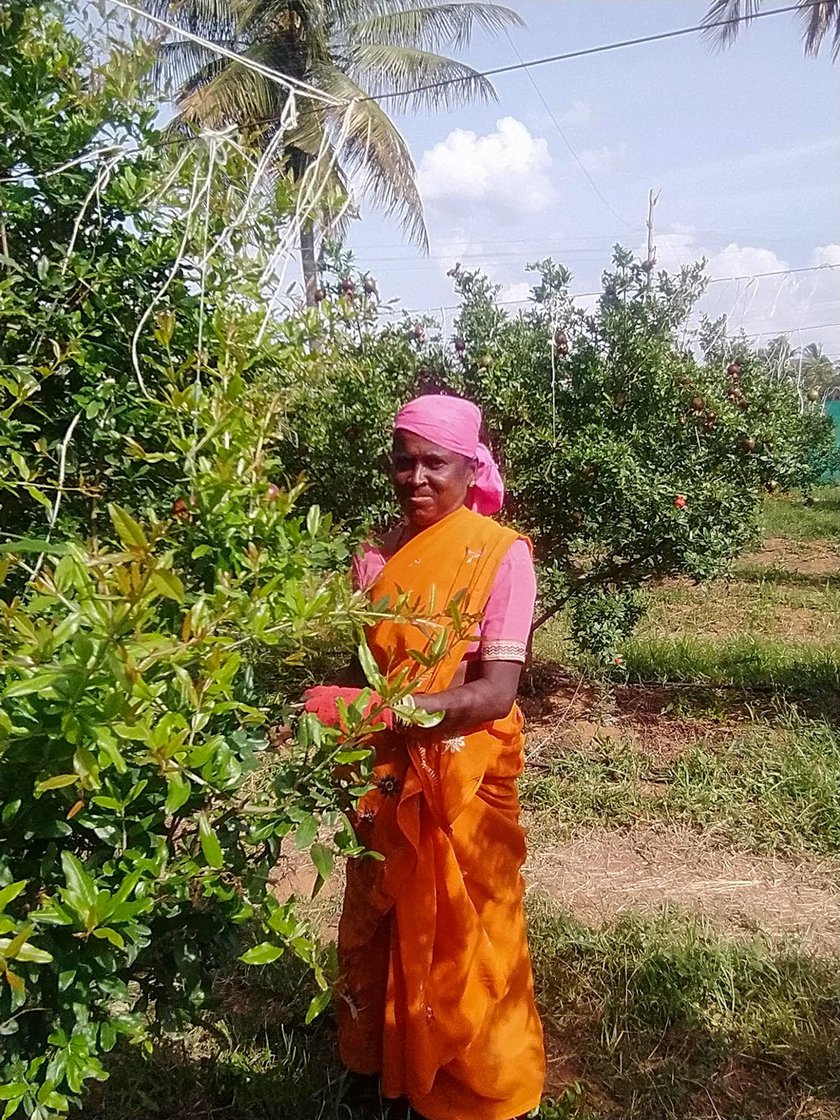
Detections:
[525, 823, 840, 954]
[272, 820, 840, 956]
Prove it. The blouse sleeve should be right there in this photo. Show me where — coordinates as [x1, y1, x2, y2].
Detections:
[351, 543, 386, 591]
[480, 538, 537, 663]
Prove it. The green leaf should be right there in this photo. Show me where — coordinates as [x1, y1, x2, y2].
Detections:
[305, 987, 332, 1024]
[35, 774, 78, 794]
[73, 747, 99, 786]
[108, 504, 148, 551]
[240, 942, 284, 966]
[0, 925, 32, 960]
[0, 883, 26, 911]
[429, 628, 448, 661]
[99, 1021, 118, 1052]
[5, 670, 64, 697]
[197, 813, 223, 869]
[164, 772, 191, 814]
[95, 728, 127, 774]
[403, 706, 443, 729]
[91, 927, 125, 949]
[0, 539, 69, 555]
[357, 638, 386, 690]
[150, 569, 185, 603]
[310, 843, 334, 881]
[60, 852, 97, 914]
[0, 938, 53, 964]
[294, 815, 318, 850]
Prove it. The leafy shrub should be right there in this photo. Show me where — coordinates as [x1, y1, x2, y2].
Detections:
[0, 7, 381, 1114]
[283, 249, 837, 658]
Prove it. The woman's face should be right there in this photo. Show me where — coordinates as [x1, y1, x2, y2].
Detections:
[391, 430, 476, 529]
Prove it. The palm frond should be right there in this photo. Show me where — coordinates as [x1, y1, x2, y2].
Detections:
[312, 62, 428, 249]
[704, 0, 840, 56]
[348, 3, 523, 53]
[151, 38, 235, 95]
[798, 0, 840, 57]
[176, 55, 287, 130]
[137, 0, 238, 41]
[345, 42, 496, 110]
[701, 0, 764, 49]
[140, 0, 518, 256]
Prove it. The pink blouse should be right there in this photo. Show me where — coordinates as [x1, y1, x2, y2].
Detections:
[352, 536, 537, 662]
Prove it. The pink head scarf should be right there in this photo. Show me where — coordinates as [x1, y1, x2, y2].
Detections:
[393, 395, 505, 516]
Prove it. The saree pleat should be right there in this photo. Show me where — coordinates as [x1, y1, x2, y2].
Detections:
[337, 507, 545, 1120]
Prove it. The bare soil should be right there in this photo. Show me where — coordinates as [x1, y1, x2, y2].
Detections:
[271, 819, 840, 956]
[737, 536, 840, 578]
[523, 674, 750, 763]
[526, 823, 840, 955]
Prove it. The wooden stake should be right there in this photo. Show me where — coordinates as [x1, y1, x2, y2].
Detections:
[645, 188, 661, 285]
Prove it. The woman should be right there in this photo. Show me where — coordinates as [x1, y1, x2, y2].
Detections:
[306, 395, 545, 1120]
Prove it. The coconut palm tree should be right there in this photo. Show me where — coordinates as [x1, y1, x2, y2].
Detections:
[796, 341, 840, 396]
[144, 0, 523, 303]
[703, 0, 840, 58]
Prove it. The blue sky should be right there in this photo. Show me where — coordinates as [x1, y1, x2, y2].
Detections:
[344, 0, 840, 354]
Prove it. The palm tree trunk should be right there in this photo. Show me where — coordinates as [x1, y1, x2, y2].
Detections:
[300, 219, 318, 306]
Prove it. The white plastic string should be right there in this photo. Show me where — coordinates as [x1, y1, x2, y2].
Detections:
[61, 149, 125, 273]
[549, 312, 558, 441]
[0, 144, 128, 184]
[108, 0, 345, 107]
[196, 135, 220, 363]
[130, 146, 211, 396]
[255, 100, 361, 341]
[29, 411, 82, 583]
[198, 99, 296, 275]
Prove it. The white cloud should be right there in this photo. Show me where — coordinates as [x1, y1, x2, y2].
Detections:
[418, 117, 554, 215]
[653, 227, 698, 272]
[812, 244, 840, 268]
[653, 230, 840, 352]
[708, 242, 788, 280]
[559, 100, 592, 127]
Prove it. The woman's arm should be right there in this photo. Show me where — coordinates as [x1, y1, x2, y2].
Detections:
[411, 660, 523, 735]
[408, 537, 535, 735]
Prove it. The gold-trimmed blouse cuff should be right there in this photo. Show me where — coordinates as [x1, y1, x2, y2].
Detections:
[480, 639, 527, 663]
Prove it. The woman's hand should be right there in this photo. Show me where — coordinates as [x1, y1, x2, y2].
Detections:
[303, 685, 394, 731]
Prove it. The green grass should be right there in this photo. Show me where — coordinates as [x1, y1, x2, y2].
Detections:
[534, 628, 840, 693]
[637, 576, 840, 643]
[530, 900, 840, 1119]
[523, 714, 840, 857]
[761, 487, 840, 541]
[617, 634, 840, 691]
[87, 903, 840, 1120]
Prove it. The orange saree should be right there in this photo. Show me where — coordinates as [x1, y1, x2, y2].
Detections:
[337, 506, 545, 1120]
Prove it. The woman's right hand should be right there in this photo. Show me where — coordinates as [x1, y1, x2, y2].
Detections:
[303, 685, 393, 731]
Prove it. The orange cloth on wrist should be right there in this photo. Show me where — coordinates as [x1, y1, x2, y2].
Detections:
[303, 685, 394, 731]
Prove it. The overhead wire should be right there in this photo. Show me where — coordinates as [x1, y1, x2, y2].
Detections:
[501, 28, 634, 230]
[358, 1, 827, 105]
[402, 262, 840, 312]
[0, 0, 823, 172]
